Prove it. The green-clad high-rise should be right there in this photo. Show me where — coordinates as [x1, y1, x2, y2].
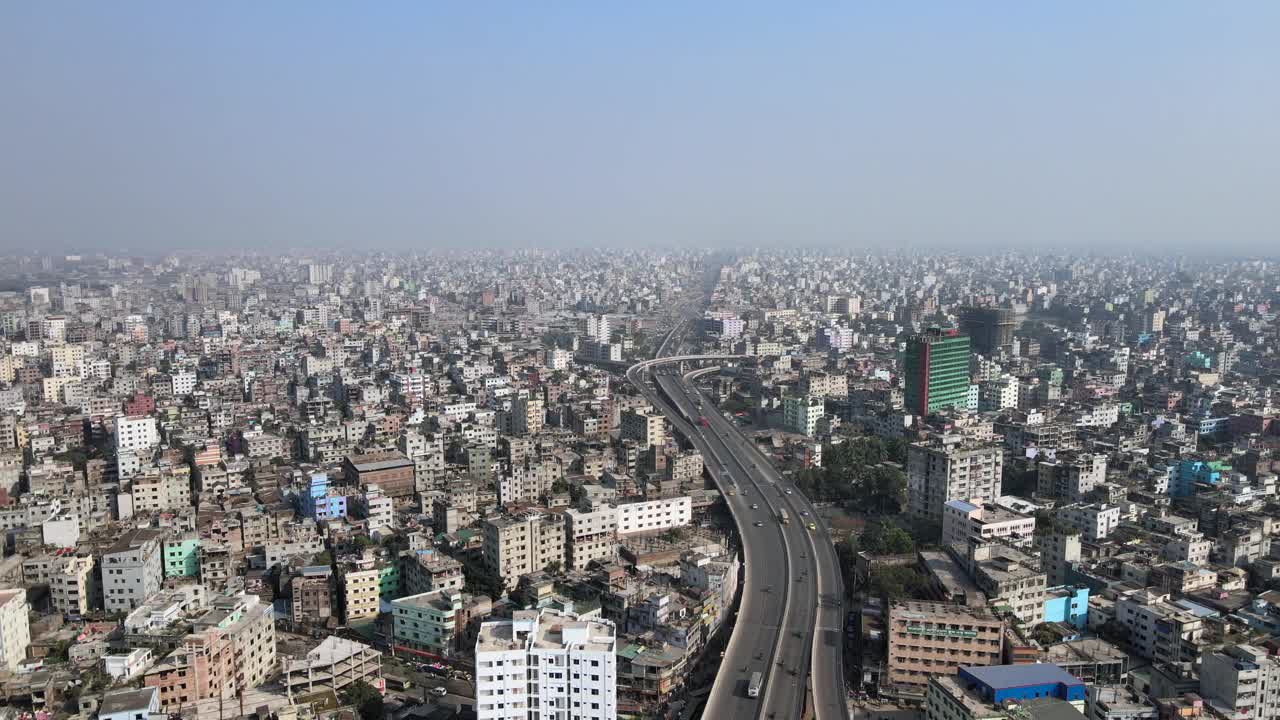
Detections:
[904, 328, 971, 416]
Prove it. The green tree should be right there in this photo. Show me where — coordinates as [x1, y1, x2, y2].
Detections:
[858, 520, 914, 555]
[866, 565, 930, 602]
[544, 560, 562, 574]
[340, 680, 384, 720]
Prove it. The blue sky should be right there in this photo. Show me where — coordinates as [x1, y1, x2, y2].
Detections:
[1, 3, 1276, 253]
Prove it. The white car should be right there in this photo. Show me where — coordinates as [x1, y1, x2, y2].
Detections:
[785, 489, 792, 495]
[751, 503, 759, 509]
[430, 686, 448, 697]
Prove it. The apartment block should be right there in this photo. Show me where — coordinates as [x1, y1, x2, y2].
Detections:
[482, 512, 567, 590]
[563, 506, 619, 571]
[908, 440, 1003, 524]
[1037, 454, 1106, 501]
[620, 409, 666, 449]
[392, 589, 464, 657]
[1058, 503, 1121, 542]
[0, 589, 31, 672]
[475, 610, 617, 720]
[942, 500, 1035, 549]
[1199, 644, 1280, 720]
[102, 529, 164, 613]
[1114, 590, 1204, 663]
[615, 496, 692, 536]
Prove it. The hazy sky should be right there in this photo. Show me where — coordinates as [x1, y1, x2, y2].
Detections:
[1, 3, 1277, 254]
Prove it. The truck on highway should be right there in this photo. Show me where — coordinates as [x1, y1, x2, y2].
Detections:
[778, 509, 790, 525]
[747, 671, 763, 698]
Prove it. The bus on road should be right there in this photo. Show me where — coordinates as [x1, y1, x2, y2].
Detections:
[747, 671, 763, 698]
[778, 509, 790, 524]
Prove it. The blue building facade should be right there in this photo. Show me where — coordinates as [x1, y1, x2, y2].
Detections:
[957, 664, 1086, 704]
[1171, 460, 1226, 497]
[1042, 586, 1090, 629]
[300, 472, 348, 521]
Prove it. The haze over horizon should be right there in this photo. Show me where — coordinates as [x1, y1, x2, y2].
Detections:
[1, 3, 1277, 255]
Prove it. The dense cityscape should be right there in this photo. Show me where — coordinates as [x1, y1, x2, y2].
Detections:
[0, 250, 1276, 720]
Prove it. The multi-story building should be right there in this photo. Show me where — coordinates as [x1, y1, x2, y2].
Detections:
[1214, 520, 1272, 568]
[1114, 590, 1204, 663]
[290, 570, 335, 625]
[338, 560, 383, 625]
[344, 450, 416, 499]
[615, 496, 692, 536]
[1033, 528, 1082, 587]
[0, 589, 31, 672]
[355, 484, 394, 534]
[144, 594, 276, 709]
[1199, 644, 1280, 720]
[1059, 503, 1121, 541]
[904, 328, 972, 416]
[392, 589, 464, 657]
[114, 414, 159, 478]
[402, 550, 465, 596]
[46, 555, 97, 616]
[475, 610, 617, 720]
[482, 512, 567, 590]
[886, 601, 1004, 698]
[1086, 686, 1158, 720]
[964, 543, 1046, 626]
[620, 409, 666, 449]
[907, 440, 1003, 524]
[163, 536, 201, 577]
[1037, 454, 1107, 501]
[563, 506, 619, 571]
[960, 307, 1016, 356]
[511, 396, 545, 435]
[783, 394, 825, 436]
[102, 528, 164, 613]
[129, 467, 192, 513]
[942, 500, 1035, 548]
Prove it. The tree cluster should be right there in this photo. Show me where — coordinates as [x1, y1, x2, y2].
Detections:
[792, 437, 908, 514]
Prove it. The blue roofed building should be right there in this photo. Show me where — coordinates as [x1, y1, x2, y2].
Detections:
[926, 665, 1087, 720]
[957, 664, 1086, 706]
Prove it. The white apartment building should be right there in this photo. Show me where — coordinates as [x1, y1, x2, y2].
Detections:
[1115, 589, 1204, 663]
[545, 348, 571, 371]
[941, 500, 1036, 548]
[358, 484, 394, 534]
[1162, 533, 1212, 566]
[1200, 644, 1280, 720]
[102, 529, 163, 613]
[115, 414, 159, 453]
[475, 610, 617, 720]
[0, 589, 31, 672]
[977, 375, 1019, 411]
[563, 506, 619, 571]
[615, 496, 692, 536]
[907, 440, 1003, 523]
[171, 370, 197, 396]
[1060, 503, 1121, 541]
[483, 512, 567, 590]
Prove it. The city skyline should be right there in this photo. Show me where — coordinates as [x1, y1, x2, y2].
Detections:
[2, 3, 1278, 254]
